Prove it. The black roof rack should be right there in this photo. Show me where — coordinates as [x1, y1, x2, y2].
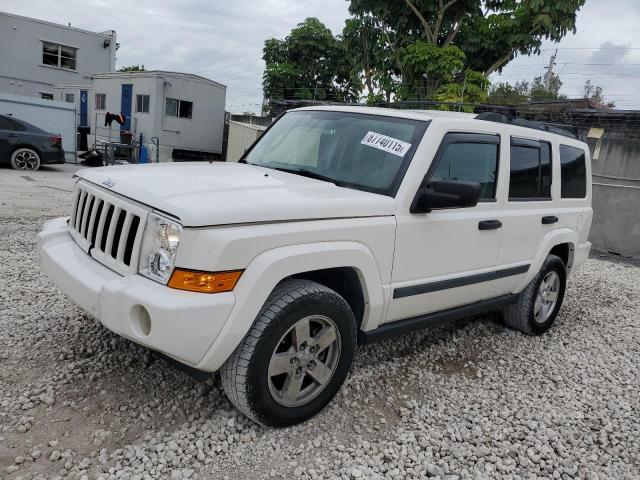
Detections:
[475, 112, 582, 140]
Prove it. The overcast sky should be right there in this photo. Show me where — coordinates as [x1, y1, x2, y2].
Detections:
[4, 0, 640, 112]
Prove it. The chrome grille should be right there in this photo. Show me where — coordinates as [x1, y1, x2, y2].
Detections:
[69, 180, 149, 275]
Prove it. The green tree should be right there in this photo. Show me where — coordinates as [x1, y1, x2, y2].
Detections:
[118, 65, 145, 72]
[529, 75, 563, 100]
[583, 80, 615, 108]
[488, 81, 530, 105]
[341, 15, 397, 103]
[488, 75, 566, 105]
[262, 18, 359, 112]
[347, 0, 585, 99]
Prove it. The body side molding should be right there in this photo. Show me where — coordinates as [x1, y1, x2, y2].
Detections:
[393, 264, 530, 299]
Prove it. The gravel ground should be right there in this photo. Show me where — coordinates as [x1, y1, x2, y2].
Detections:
[1, 165, 639, 480]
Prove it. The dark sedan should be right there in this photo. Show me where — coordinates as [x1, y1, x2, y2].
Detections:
[0, 114, 65, 171]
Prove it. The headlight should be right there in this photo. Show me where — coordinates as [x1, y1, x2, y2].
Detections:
[138, 212, 182, 284]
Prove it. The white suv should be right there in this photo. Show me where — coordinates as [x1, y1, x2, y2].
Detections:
[39, 107, 592, 426]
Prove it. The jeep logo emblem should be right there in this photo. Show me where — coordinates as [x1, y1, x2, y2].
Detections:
[102, 178, 116, 188]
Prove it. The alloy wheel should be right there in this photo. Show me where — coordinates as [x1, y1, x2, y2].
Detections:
[534, 271, 560, 324]
[14, 150, 39, 170]
[267, 315, 341, 407]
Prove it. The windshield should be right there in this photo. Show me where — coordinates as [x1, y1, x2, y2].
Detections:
[244, 110, 429, 196]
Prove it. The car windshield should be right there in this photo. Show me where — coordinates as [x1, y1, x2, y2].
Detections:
[244, 110, 429, 196]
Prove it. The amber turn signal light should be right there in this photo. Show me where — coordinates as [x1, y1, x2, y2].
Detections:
[168, 269, 243, 293]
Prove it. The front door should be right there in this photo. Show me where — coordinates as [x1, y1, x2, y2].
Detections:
[387, 131, 510, 323]
[0, 116, 21, 159]
[120, 84, 133, 131]
[79, 90, 88, 127]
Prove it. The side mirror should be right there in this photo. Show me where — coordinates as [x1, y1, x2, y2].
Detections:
[410, 180, 482, 214]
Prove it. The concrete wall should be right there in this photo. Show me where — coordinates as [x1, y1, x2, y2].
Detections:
[0, 11, 116, 98]
[587, 134, 640, 258]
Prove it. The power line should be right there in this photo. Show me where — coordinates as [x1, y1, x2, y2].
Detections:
[195, 58, 263, 74]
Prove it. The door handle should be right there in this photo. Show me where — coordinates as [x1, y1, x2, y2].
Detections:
[6, 133, 18, 138]
[542, 216, 559, 225]
[478, 220, 502, 230]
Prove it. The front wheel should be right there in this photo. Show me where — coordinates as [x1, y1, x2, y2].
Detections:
[502, 254, 567, 335]
[10, 148, 41, 171]
[221, 279, 357, 427]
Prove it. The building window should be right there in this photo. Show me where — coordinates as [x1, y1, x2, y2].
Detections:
[42, 41, 77, 70]
[429, 134, 500, 200]
[95, 93, 106, 110]
[65, 93, 75, 103]
[40, 93, 54, 100]
[509, 138, 552, 200]
[560, 145, 587, 198]
[136, 94, 150, 113]
[165, 98, 193, 119]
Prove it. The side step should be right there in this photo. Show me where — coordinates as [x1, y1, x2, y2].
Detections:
[358, 294, 518, 345]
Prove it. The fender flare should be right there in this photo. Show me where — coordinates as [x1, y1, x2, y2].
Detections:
[196, 241, 385, 372]
[514, 228, 577, 292]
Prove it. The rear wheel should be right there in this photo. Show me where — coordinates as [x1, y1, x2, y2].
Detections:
[221, 279, 356, 427]
[10, 148, 41, 171]
[503, 254, 567, 335]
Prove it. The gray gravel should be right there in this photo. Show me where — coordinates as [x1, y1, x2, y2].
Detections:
[1, 166, 639, 479]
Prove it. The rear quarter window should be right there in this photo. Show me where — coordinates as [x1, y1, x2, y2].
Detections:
[560, 145, 587, 198]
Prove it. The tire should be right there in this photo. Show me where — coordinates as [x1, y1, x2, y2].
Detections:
[221, 279, 357, 427]
[502, 254, 567, 335]
[10, 147, 41, 171]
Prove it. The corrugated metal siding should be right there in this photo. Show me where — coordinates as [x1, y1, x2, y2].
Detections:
[226, 121, 266, 162]
[0, 92, 76, 158]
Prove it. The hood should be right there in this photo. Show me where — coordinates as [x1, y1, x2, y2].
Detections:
[76, 162, 396, 227]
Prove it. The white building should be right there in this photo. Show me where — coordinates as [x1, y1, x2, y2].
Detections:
[57, 71, 227, 159]
[0, 10, 116, 104]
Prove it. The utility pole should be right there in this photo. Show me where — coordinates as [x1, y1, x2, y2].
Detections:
[544, 49, 558, 91]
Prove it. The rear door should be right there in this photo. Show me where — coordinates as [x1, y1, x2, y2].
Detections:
[0, 116, 21, 161]
[496, 134, 557, 276]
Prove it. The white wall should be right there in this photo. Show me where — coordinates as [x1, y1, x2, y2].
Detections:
[0, 11, 116, 98]
[0, 92, 76, 158]
[160, 75, 226, 153]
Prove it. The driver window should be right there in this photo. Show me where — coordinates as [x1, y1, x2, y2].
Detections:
[429, 134, 500, 200]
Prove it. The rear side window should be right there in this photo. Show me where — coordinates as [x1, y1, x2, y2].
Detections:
[0, 117, 15, 131]
[429, 133, 500, 200]
[560, 145, 587, 198]
[509, 138, 552, 200]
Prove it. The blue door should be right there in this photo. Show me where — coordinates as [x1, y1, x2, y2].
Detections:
[79, 90, 88, 127]
[120, 84, 133, 131]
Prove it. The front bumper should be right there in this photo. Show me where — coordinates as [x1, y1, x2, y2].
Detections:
[38, 217, 235, 368]
[572, 241, 592, 272]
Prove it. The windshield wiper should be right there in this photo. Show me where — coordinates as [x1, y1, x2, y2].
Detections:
[269, 166, 342, 186]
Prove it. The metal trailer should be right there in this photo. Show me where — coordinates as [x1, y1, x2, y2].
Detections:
[87, 71, 226, 162]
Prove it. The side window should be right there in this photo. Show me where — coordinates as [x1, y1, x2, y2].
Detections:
[0, 117, 16, 131]
[509, 138, 552, 200]
[560, 145, 587, 198]
[95, 94, 106, 111]
[428, 133, 500, 200]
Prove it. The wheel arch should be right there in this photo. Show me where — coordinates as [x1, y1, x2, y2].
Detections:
[11, 143, 42, 158]
[515, 228, 577, 292]
[196, 241, 385, 372]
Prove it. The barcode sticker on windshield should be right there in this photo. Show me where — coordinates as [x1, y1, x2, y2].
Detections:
[361, 131, 412, 157]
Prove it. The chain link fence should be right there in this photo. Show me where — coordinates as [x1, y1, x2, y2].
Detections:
[145, 141, 174, 163]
